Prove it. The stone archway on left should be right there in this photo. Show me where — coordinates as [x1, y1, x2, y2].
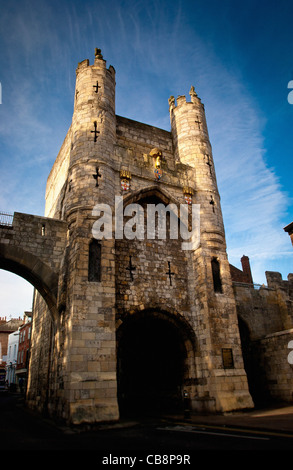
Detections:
[0, 212, 68, 322]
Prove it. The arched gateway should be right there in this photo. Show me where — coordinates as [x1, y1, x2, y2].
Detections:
[0, 49, 253, 425]
[117, 309, 196, 416]
[0, 212, 67, 321]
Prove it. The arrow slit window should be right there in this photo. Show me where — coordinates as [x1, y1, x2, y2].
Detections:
[88, 239, 101, 282]
[211, 257, 222, 293]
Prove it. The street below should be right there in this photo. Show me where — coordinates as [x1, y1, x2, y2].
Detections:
[0, 392, 292, 458]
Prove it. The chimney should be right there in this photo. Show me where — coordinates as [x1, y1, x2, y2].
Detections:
[241, 255, 253, 284]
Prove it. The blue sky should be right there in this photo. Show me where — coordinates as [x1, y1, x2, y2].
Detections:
[0, 0, 292, 317]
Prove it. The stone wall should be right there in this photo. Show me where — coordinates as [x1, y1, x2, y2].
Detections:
[45, 127, 72, 219]
[248, 330, 293, 405]
[234, 271, 293, 340]
[233, 270, 293, 404]
[234, 284, 286, 340]
[0, 213, 67, 319]
[26, 292, 55, 414]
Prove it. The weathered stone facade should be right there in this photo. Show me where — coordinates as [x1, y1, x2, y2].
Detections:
[22, 49, 255, 424]
[1, 49, 292, 425]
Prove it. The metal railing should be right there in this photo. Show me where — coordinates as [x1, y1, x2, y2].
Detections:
[232, 281, 273, 291]
[0, 211, 13, 227]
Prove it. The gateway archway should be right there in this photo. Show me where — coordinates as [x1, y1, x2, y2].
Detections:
[117, 311, 195, 417]
[0, 212, 68, 322]
[0, 246, 59, 320]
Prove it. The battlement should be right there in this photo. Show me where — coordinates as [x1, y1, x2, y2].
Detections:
[265, 270, 293, 290]
[169, 86, 202, 111]
[76, 48, 115, 77]
[76, 58, 90, 70]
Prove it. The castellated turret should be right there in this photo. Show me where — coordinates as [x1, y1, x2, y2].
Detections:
[43, 50, 120, 424]
[169, 86, 211, 171]
[169, 87, 225, 249]
[45, 49, 117, 219]
[73, 48, 116, 158]
[68, 48, 116, 214]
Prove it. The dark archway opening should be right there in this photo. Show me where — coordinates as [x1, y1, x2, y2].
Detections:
[0, 245, 59, 321]
[117, 314, 187, 417]
[238, 316, 271, 408]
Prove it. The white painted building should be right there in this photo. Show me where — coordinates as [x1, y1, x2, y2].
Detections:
[5, 330, 19, 386]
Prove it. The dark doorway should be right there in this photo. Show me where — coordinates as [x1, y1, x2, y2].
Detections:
[238, 316, 271, 407]
[117, 314, 186, 417]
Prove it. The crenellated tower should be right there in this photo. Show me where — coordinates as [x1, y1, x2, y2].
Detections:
[169, 87, 225, 243]
[43, 49, 120, 424]
[170, 87, 253, 413]
[67, 48, 116, 214]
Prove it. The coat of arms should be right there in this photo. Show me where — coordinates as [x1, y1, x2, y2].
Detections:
[120, 170, 131, 191]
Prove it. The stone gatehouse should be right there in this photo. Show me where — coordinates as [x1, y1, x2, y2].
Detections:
[1, 49, 292, 425]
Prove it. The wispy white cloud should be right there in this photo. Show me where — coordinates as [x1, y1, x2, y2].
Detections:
[203, 69, 292, 282]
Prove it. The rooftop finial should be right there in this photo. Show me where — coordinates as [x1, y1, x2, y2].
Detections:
[189, 85, 201, 103]
[168, 95, 175, 110]
[95, 48, 103, 59]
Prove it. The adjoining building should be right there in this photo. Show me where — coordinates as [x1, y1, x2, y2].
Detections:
[4, 312, 32, 392]
[15, 312, 32, 393]
[284, 222, 293, 246]
[5, 330, 19, 390]
[0, 316, 24, 391]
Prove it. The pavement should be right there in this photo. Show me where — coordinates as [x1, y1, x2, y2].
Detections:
[1, 392, 293, 453]
[2, 391, 293, 439]
[163, 404, 293, 437]
[81, 402, 293, 440]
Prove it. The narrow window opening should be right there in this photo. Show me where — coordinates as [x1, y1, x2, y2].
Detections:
[88, 239, 101, 282]
[222, 348, 234, 369]
[211, 257, 222, 293]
